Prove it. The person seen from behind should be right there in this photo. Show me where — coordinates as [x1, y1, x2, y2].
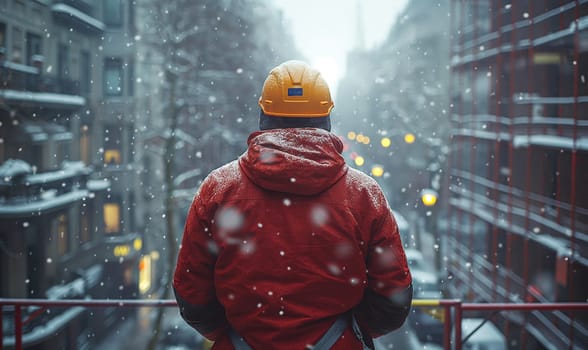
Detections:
[173, 60, 413, 349]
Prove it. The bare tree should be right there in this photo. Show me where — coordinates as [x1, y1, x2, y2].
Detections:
[135, 1, 303, 347]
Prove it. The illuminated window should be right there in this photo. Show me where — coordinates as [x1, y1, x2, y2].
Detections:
[80, 125, 90, 165]
[139, 256, 152, 294]
[104, 149, 121, 165]
[104, 203, 121, 234]
[104, 124, 123, 165]
[124, 265, 133, 285]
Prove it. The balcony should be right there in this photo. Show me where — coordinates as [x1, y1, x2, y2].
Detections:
[51, 3, 105, 35]
[0, 60, 86, 111]
[0, 160, 100, 218]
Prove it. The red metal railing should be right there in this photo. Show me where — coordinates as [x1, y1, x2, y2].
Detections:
[1, 298, 587, 350]
[0, 299, 176, 350]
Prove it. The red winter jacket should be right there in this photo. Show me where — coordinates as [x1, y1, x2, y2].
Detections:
[173, 128, 412, 349]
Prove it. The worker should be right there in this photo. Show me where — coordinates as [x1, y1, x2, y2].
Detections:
[173, 60, 413, 349]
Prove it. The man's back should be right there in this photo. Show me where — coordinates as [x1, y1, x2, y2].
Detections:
[174, 128, 411, 349]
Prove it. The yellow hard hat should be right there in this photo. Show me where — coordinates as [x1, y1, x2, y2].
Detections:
[258, 60, 334, 117]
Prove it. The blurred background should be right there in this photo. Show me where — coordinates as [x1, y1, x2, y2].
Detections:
[0, 0, 587, 349]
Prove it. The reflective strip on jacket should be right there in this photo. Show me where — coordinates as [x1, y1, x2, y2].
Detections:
[173, 128, 413, 349]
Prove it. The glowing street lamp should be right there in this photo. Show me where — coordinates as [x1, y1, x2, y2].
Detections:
[347, 131, 356, 140]
[354, 156, 365, 166]
[371, 165, 384, 177]
[421, 189, 438, 207]
[380, 137, 391, 148]
[404, 133, 416, 144]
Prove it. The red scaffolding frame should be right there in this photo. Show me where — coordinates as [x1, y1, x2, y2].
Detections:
[448, 0, 588, 348]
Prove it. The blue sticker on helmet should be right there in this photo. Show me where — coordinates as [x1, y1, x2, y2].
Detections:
[288, 88, 303, 96]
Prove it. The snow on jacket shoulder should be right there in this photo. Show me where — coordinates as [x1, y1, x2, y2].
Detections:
[173, 128, 412, 349]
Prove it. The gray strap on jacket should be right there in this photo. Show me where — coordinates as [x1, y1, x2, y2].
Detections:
[229, 313, 350, 350]
[229, 328, 253, 350]
[312, 313, 349, 349]
[351, 315, 372, 350]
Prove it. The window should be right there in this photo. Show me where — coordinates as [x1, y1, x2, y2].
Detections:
[80, 208, 91, 244]
[127, 60, 134, 96]
[129, 1, 135, 34]
[11, 27, 23, 62]
[103, 124, 122, 165]
[55, 140, 70, 164]
[80, 125, 90, 164]
[0, 22, 6, 48]
[31, 143, 48, 172]
[25, 32, 42, 65]
[104, 149, 121, 164]
[104, 58, 123, 96]
[58, 44, 70, 81]
[104, 202, 121, 234]
[54, 214, 69, 256]
[104, 0, 122, 27]
[127, 126, 135, 162]
[80, 50, 91, 94]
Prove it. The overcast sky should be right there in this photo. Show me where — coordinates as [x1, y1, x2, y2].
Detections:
[272, 0, 408, 94]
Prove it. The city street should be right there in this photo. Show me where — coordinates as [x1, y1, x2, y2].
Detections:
[94, 307, 154, 350]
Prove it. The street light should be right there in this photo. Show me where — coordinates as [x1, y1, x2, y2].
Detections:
[371, 165, 384, 177]
[404, 133, 416, 144]
[356, 134, 370, 144]
[354, 156, 365, 166]
[421, 188, 438, 207]
[380, 137, 391, 148]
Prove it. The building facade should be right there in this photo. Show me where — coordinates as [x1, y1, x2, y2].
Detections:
[0, 0, 146, 348]
[447, 1, 588, 348]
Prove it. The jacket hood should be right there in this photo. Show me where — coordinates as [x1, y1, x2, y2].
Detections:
[238, 128, 348, 195]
